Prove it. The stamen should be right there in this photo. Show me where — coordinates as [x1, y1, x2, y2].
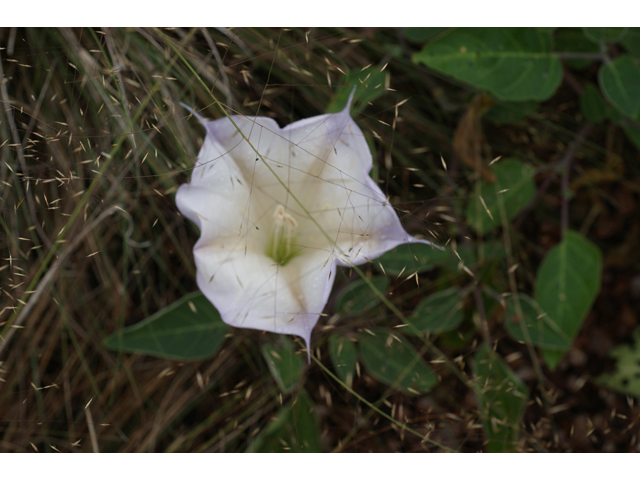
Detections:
[268, 205, 299, 265]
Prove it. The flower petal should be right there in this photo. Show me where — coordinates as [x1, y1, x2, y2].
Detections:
[283, 161, 435, 267]
[177, 96, 436, 350]
[192, 97, 371, 206]
[193, 243, 337, 349]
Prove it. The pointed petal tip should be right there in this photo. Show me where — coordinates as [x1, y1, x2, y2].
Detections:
[343, 86, 357, 114]
[179, 102, 208, 127]
[410, 236, 444, 252]
[301, 331, 312, 364]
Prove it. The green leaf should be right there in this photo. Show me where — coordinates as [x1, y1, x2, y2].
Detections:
[535, 231, 602, 368]
[262, 337, 304, 394]
[328, 334, 357, 387]
[103, 291, 229, 361]
[583, 27, 628, 44]
[621, 28, 640, 58]
[597, 327, 640, 398]
[503, 293, 572, 350]
[473, 345, 528, 452]
[466, 158, 536, 234]
[358, 328, 437, 394]
[247, 390, 322, 452]
[598, 55, 640, 118]
[580, 84, 608, 123]
[413, 28, 563, 101]
[554, 28, 599, 70]
[327, 67, 388, 114]
[335, 276, 389, 315]
[374, 242, 448, 277]
[407, 287, 464, 334]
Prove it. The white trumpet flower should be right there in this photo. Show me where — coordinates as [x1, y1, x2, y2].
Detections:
[176, 95, 435, 350]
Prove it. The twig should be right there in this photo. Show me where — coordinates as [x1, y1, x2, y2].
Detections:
[514, 124, 592, 231]
[85, 403, 99, 453]
[599, 41, 612, 66]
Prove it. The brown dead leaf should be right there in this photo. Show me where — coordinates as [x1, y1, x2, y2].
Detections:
[452, 94, 495, 182]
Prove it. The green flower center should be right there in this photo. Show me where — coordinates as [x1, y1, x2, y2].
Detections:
[267, 205, 299, 266]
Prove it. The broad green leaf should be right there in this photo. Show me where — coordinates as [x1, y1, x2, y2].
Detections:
[485, 100, 538, 124]
[358, 328, 437, 394]
[554, 28, 599, 70]
[621, 28, 640, 57]
[247, 390, 322, 452]
[103, 291, 229, 361]
[535, 231, 602, 338]
[473, 345, 528, 452]
[327, 67, 388, 114]
[598, 55, 640, 118]
[328, 334, 357, 387]
[407, 287, 464, 334]
[335, 276, 389, 315]
[503, 293, 571, 350]
[597, 327, 640, 398]
[580, 84, 607, 123]
[466, 158, 536, 234]
[413, 28, 563, 101]
[535, 231, 602, 369]
[375, 242, 448, 277]
[583, 27, 628, 44]
[262, 337, 304, 394]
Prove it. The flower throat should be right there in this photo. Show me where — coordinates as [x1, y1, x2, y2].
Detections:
[267, 205, 299, 266]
